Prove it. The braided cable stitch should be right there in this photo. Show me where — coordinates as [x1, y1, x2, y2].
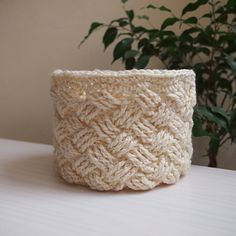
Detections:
[51, 69, 196, 191]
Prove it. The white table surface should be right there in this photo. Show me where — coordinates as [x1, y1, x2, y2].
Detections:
[0, 138, 236, 236]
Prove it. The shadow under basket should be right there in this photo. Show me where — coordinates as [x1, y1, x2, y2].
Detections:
[50, 69, 196, 191]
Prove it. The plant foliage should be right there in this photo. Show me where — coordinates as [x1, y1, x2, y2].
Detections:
[80, 0, 236, 167]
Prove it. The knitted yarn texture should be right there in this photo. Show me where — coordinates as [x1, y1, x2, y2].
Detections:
[51, 69, 196, 191]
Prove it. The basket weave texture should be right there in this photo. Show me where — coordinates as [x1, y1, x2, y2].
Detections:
[51, 69, 196, 191]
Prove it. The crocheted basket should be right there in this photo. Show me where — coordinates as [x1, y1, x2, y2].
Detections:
[51, 69, 196, 191]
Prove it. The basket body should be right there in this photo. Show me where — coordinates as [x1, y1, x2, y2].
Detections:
[51, 69, 196, 191]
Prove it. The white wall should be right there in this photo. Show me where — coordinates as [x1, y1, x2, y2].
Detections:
[0, 0, 235, 169]
[0, 0, 125, 144]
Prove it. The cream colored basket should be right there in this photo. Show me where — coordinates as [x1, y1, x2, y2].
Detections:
[51, 69, 196, 191]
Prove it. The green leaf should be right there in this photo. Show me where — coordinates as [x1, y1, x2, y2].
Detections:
[146, 4, 157, 9]
[137, 15, 149, 21]
[119, 21, 128, 27]
[184, 16, 198, 24]
[183, 28, 201, 34]
[148, 29, 160, 40]
[159, 5, 172, 13]
[210, 106, 230, 127]
[191, 47, 210, 58]
[218, 79, 232, 92]
[192, 116, 209, 137]
[133, 26, 147, 33]
[227, 0, 236, 7]
[180, 28, 201, 42]
[201, 13, 212, 18]
[195, 106, 228, 131]
[144, 4, 171, 13]
[126, 10, 134, 22]
[209, 135, 220, 155]
[138, 38, 149, 49]
[103, 27, 118, 50]
[227, 56, 236, 72]
[88, 22, 103, 34]
[210, 107, 228, 120]
[159, 36, 177, 47]
[135, 55, 150, 69]
[215, 13, 228, 24]
[125, 57, 135, 69]
[112, 38, 133, 62]
[118, 32, 132, 37]
[142, 43, 154, 55]
[78, 22, 103, 47]
[195, 28, 213, 46]
[124, 50, 139, 59]
[121, 0, 128, 3]
[161, 17, 179, 30]
[181, 0, 208, 16]
[197, 47, 210, 55]
[232, 26, 236, 34]
[230, 109, 236, 143]
[111, 18, 128, 27]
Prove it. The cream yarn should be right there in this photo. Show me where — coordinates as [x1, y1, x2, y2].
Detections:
[50, 69, 196, 191]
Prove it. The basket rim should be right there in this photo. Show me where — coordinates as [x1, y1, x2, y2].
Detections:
[52, 69, 195, 79]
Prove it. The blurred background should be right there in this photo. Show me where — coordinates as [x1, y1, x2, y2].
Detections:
[0, 0, 235, 169]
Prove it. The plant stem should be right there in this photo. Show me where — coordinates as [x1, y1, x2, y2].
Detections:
[220, 136, 230, 146]
[220, 93, 227, 107]
[208, 152, 218, 167]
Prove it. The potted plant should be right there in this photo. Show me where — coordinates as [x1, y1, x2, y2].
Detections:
[79, 0, 236, 167]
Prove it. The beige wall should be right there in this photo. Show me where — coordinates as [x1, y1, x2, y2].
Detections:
[0, 0, 235, 169]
